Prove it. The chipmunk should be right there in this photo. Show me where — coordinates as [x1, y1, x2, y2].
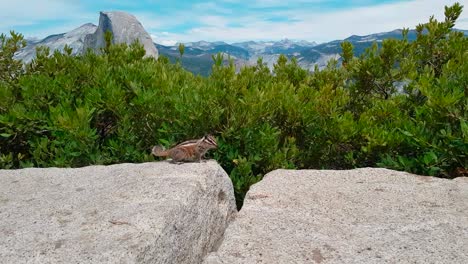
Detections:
[152, 134, 218, 163]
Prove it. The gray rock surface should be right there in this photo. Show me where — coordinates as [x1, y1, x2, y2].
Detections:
[204, 168, 468, 264]
[84, 11, 158, 59]
[0, 161, 236, 264]
[14, 23, 97, 63]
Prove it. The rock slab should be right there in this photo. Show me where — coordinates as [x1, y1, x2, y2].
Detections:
[84, 11, 158, 59]
[204, 168, 468, 264]
[0, 161, 236, 264]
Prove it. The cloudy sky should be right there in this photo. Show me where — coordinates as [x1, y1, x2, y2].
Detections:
[1, 0, 467, 45]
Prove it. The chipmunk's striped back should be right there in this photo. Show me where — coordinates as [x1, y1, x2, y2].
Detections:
[152, 134, 217, 163]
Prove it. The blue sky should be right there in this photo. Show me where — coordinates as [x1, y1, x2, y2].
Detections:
[1, 0, 467, 45]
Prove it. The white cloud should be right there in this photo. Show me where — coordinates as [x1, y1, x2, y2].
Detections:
[159, 39, 178, 46]
[0, 0, 80, 19]
[150, 33, 176, 46]
[0, 0, 95, 38]
[296, 0, 468, 41]
[149, 0, 468, 44]
[252, 0, 326, 7]
[192, 2, 233, 14]
[198, 16, 229, 26]
[133, 13, 165, 31]
[2, 0, 467, 43]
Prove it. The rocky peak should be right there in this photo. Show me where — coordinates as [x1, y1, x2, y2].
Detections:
[84, 11, 158, 59]
[14, 23, 97, 63]
[14, 11, 158, 63]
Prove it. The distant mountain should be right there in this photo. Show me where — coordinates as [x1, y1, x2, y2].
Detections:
[156, 39, 317, 75]
[84, 11, 158, 59]
[14, 11, 158, 63]
[155, 43, 216, 76]
[13, 18, 468, 76]
[232, 39, 317, 55]
[161, 29, 467, 75]
[14, 23, 97, 63]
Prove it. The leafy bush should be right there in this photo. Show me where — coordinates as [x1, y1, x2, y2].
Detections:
[1, 3, 467, 207]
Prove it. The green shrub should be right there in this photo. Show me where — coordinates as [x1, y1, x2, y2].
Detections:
[0, 3, 466, 207]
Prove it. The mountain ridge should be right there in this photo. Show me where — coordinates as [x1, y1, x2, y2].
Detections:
[13, 22, 468, 76]
[159, 28, 467, 75]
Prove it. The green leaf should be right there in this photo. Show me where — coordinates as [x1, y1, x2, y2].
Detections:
[427, 166, 441, 176]
[0, 133, 11, 138]
[461, 119, 468, 141]
[158, 138, 170, 145]
[400, 130, 414, 137]
[422, 151, 437, 165]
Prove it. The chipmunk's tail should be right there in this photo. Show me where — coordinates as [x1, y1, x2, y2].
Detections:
[152, 145, 169, 157]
